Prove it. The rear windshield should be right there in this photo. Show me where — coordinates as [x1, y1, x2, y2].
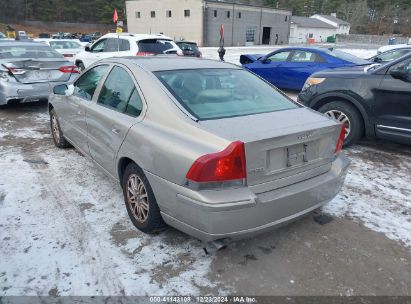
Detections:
[155, 69, 298, 120]
[0, 45, 63, 59]
[177, 42, 199, 52]
[49, 40, 81, 49]
[326, 49, 367, 64]
[137, 39, 176, 54]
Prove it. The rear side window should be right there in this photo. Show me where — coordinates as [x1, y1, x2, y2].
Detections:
[290, 50, 317, 62]
[74, 65, 109, 101]
[105, 38, 130, 52]
[97, 66, 143, 116]
[155, 69, 298, 120]
[137, 39, 176, 54]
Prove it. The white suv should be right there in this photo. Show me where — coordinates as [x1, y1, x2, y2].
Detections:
[74, 33, 182, 70]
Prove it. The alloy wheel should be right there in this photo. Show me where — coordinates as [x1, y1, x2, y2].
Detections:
[126, 174, 149, 223]
[51, 114, 60, 142]
[325, 110, 351, 139]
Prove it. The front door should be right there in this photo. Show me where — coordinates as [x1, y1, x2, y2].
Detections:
[374, 57, 411, 142]
[86, 65, 145, 177]
[61, 64, 109, 154]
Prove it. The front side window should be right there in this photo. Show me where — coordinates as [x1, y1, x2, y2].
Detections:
[379, 49, 410, 62]
[74, 65, 109, 101]
[97, 66, 142, 116]
[155, 69, 298, 120]
[91, 39, 106, 52]
[267, 51, 291, 62]
[290, 50, 317, 62]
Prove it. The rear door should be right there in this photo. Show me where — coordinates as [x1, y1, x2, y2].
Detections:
[59, 64, 109, 154]
[374, 57, 411, 142]
[86, 64, 145, 177]
[280, 50, 322, 90]
[247, 50, 292, 88]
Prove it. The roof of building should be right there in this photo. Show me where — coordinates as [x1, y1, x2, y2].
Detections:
[291, 16, 336, 29]
[313, 14, 350, 25]
[205, 0, 291, 14]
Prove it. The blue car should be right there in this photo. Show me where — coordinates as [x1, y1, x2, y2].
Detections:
[240, 47, 370, 90]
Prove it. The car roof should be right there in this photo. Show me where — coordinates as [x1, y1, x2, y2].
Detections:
[101, 32, 173, 41]
[102, 57, 241, 72]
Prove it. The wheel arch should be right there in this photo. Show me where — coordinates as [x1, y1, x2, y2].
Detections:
[310, 93, 374, 137]
[117, 157, 139, 183]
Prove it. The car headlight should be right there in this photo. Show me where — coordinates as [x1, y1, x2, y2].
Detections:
[302, 77, 326, 91]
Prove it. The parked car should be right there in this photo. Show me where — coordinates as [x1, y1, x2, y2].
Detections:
[298, 53, 411, 146]
[378, 41, 411, 54]
[38, 33, 50, 38]
[90, 32, 101, 41]
[49, 57, 350, 241]
[16, 31, 30, 41]
[175, 41, 202, 57]
[52, 32, 64, 39]
[0, 41, 79, 106]
[241, 47, 370, 90]
[74, 33, 182, 70]
[369, 48, 411, 64]
[36, 39, 84, 62]
[0, 32, 6, 39]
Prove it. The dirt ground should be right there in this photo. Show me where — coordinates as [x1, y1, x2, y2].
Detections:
[0, 102, 410, 296]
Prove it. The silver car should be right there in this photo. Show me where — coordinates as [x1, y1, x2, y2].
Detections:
[0, 41, 78, 106]
[49, 57, 350, 242]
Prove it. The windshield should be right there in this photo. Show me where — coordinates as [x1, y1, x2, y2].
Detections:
[156, 69, 298, 120]
[0, 45, 64, 59]
[137, 39, 177, 54]
[326, 49, 367, 64]
[49, 40, 82, 49]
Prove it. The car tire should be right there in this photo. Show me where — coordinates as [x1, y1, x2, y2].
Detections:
[50, 109, 71, 148]
[318, 101, 363, 146]
[122, 162, 165, 233]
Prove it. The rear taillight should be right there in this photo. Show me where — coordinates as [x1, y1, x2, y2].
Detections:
[136, 52, 155, 56]
[59, 66, 79, 74]
[186, 141, 246, 183]
[334, 125, 346, 154]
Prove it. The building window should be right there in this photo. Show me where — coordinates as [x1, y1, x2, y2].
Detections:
[308, 33, 313, 38]
[227, 11, 230, 18]
[285, 16, 288, 22]
[136, 11, 140, 18]
[184, 10, 190, 17]
[166, 10, 172, 18]
[238, 12, 241, 19]
[246, 26, 257, 42]
[151, 11, 155, 18]
[214, 10, 217, 18]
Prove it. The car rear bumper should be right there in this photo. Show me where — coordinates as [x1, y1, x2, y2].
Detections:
[146, 154, 350, 242]
[0, 75, 77, 105]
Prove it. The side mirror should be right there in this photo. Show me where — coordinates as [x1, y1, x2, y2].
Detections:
[53, 84, 68, 95]
[85, 46, 91, 52]
[390, 67, 409, 81]
[373, 57, 382, 63]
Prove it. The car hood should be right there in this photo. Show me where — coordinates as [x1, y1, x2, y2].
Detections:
[311, 65, 373, 78]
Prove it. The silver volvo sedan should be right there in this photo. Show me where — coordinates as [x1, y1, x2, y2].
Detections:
[49, 57, 350, 242]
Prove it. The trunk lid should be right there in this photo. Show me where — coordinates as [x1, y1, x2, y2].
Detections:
[2, 59, 74, 84]
[199, 108, 341, 193]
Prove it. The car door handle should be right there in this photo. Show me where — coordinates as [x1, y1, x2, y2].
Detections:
[77, 110, 83, 115]
[111, 128, 121, 134]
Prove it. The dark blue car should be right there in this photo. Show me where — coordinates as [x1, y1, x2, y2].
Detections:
[240, 47, 370, 91]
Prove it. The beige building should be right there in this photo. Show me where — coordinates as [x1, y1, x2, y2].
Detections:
[126, 0, 291, 47]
